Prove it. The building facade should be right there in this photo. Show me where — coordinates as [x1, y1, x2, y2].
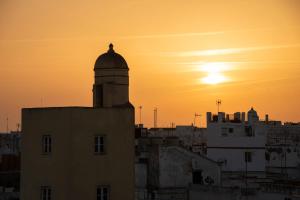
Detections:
[21, 44, 135, 200]
[206, 108, 267, 173]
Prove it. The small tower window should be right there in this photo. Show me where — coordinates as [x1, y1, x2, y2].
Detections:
[94, 85, 103, 107]
[95, 135, 106, 154]
[42, 135, 52, 154]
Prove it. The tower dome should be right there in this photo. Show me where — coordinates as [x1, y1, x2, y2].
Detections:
[93, 44, 129, 108]
[94, 43, 128, 69]
[248, 107, 257, 115]
[247, 107, 259, 125]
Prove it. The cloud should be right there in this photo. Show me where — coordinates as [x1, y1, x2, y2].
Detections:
[162, 44, 300, 57]
[118, 31, 225, 39]
[119, 26, 300, 40]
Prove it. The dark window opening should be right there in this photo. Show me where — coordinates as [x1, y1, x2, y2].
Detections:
[193, 170, 203, 184]
[95, 85, 103, 107]
[42, 135, 51, 154]
[245, 126, 253, 137]
[97, 186, 109, 200]
[41, 186, 51, 200]
[245, 152, 252, 163]
[95, 136, 106, 154]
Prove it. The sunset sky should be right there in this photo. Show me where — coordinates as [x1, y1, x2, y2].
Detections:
[0, 0, 300, 131]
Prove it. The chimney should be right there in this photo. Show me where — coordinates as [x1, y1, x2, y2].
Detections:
[265, 114, 269, 123]
[207, 112, 212, 124]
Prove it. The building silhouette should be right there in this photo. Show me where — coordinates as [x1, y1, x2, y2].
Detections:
[21, 44, 135, 200]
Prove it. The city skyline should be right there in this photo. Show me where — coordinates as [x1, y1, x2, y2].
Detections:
[1, 0, 300, 131]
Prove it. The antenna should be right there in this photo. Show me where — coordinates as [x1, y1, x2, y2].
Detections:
[154, 108, 158, 128]
[17, 123, 20, 132]
[139, 106, 142, 125]
[6, 117, 9, 133]
[170, 122, 175, 128]
[216, 99, 222, 113]
[194, 113, 202, 127]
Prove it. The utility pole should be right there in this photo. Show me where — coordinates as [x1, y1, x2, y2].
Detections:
[154, 108, 158, 128]
[245, 152, 249, 200]
[6, 117, 9, 133]
[139, 106, 142, 125]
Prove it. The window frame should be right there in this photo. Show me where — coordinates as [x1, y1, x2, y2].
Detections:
[42, 135, 52, 154]
[94, 135, 107, 155]
[96, 185, 110, 200]
[40, 186, 52, 200]
[221, 128, 228, 136]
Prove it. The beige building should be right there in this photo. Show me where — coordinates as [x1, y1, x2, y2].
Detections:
[21, 44, 135, 200]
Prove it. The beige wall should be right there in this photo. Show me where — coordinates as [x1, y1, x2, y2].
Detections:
[21, 106, 135, 200]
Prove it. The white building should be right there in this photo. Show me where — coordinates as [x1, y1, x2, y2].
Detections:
[135, 136, 221, 200]
[207, 108, 268, 173]
[266, 123, 300, 179]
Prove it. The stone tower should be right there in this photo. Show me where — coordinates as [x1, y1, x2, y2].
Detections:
[93, 43, 129, 107]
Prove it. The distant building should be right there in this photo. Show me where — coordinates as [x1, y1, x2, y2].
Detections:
[135, 136, 221, 200]
[148, 126, 207, 154]
[21, 44, 135, 200]
[266, 123, 300, 179]
[0, 131, 21, 198]
[206, 108, 274, 190]
[0, 132, 21, 155]
[207, 108, 267, 174]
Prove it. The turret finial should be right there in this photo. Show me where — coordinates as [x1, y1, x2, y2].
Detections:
[108, 43, 114, 52]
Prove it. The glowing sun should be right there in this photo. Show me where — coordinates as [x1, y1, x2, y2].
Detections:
[199, 62, 231, 85]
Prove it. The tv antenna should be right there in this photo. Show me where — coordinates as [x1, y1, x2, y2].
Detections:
[216, 99, 222, 113]
[6, 117, 9, 133]
[17, 123, 20, 132]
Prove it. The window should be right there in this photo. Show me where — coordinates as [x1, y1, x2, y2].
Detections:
[42, 135, 51, 154]
[97, 186, 109, 200]
[192, 170, 203, 184]
[244, 152, 252, 163]
[221, 128, 228, 136]
[245, 126, 253, 137]
[95, 136, 106, 154]
[95, 85, 103, 107]
[41, 186, 51, 200]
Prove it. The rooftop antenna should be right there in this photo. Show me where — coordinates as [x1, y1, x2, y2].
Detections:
[6, 117, 9, 133]
[17, 123, 20, 132]
[216, 99, 222, 113]
[194, 113, 202, 127]
[154, 108, 158, 128]
[170, 122, 175, 128]
[139, 106, 142, 125]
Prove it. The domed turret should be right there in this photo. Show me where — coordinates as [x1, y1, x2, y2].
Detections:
[93, 44, 129, 108]
[247, 107, 259, 125]
[94, 44, 128, 69]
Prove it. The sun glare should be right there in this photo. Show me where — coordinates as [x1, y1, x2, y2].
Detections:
[202, 73, 227, 85]
[199, 62, 230, 85]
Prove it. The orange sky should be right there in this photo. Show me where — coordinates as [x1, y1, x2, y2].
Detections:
[0, 0, 300, 131]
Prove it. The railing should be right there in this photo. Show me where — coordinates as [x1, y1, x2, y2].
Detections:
[261, 183, 300, 194]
